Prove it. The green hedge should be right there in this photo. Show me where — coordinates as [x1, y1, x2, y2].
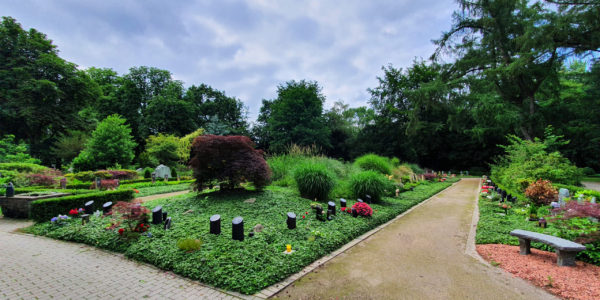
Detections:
[30, 190, 134, 222]
[0, 162, 48, 173]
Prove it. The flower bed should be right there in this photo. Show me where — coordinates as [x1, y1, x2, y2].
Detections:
[25, 179, 456, 294]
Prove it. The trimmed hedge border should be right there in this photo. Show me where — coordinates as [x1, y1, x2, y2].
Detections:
[30, 190, 134, 222]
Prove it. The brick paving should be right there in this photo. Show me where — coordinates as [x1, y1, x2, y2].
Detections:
[0, 217, 246, 300]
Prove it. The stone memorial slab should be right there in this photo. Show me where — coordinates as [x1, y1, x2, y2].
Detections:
[155, 164, 171, 179]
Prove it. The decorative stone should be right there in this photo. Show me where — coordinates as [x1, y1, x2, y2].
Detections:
[287, 212, 296, 229]
[84, 200, 94, 214]
[5, 182, 14, 197]
[340, 198, 347, 208]
[232, 217, 244, 241]
[102, 201, 113, 214]
[253, 224, 264, 233]
[592, 197, 596, 204]
[154, 164, 172, 179]
[60, 178, 67, 189]
[210, 214, 221, 235]
[164, 217, 172, 230]
[327, 201, 336, 215]
[152, 206, 163, 225]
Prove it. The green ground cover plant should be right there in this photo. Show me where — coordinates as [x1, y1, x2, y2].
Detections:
[25, 179, 456, 294]
[134, 183, 192, 197]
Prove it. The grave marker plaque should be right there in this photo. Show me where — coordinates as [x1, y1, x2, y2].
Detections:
[287, 212, 296, 229]
[152, 206, 163, 225]
[210, 214, 221, 235]
[232, 217, 244, 241]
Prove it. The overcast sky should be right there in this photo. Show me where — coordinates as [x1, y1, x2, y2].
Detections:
[1, 0, 456, 121]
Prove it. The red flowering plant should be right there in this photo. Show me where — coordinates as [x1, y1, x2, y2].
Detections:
[68, 208, 85, 217]
[351, 202, 373, 217]
[109, 201, 150, 240]
[423, 173, 437, 181]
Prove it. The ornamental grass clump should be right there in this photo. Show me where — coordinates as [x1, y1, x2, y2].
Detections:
[354, 154, 392, 174]
[524, 179, 558, 206]
[293, 162, 335, 201]
[350, 170, 388, 203]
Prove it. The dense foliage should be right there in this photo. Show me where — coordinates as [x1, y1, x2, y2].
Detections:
[72, 115, 136, 171]
[349, 171, 390, 203]
[189, 135, 271, 190]
[354, 154, 392, 174]
[293, 162, 336, 201]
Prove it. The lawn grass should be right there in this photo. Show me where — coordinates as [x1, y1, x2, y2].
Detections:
[24, 178, 456, 294]
[582, 176, 600, 183]
[134, 183, 192, 197]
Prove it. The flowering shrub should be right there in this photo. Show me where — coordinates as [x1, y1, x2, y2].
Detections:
[68, 208, 84, 217]
[423, 173, 437, 180]
[50, 214, 69, 225]
[524, 179, 558, 206]
[26, 173, 55, 186]
[100, 179, 118, 190]
[351, 202, 373, 217]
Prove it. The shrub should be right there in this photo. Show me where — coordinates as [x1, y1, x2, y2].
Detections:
[106, 170, 138, 180]
[524, 179, 558, 206]
[0, 162, 48, 173]
[177, 238, 203, 252]
[30, 190, 135, 222]
[93, 170, 113, 179]
[0, 135, 40, 164]
[66, 171, 95, 182]
[491, 133, 582, 192]
[349, 171, 388, 203]
[354, 154, 392, 174]
[143, 168, 153, 179]
[99, 179, 119, 190]
[72, 114, 136, 171]
[351, 202, 373, 217]
[26, 174, 55, 187]
[293, 162, 336, 201]
[189, 135, 271, 190]
[423, 173, 437, 180]
[145, 133, 180, 168]
[582, 167, 596, 176]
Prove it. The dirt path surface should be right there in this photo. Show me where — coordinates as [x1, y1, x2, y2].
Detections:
[0, 191, 245, 300]
[274, 179, 556, 300]
[582, 181, 600, 192]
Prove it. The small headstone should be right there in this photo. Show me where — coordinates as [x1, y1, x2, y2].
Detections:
[152, 206, 163, 225]
[84, 200, 94, 214]
[60, 178, 67, 189]
[164, 174, 168, 182]
[232, 217, 244, 241]
[558, 188, 569, 207]
[210, 214, 221, 235]
[365, 195, 372, 204]
[164, 217, 172, 230]
[151, 172, 156, 183]
[177, 175, 180, 181]
[577, 194, 584, 203]
[5, 182, 14, 197]
[357, 198, 363, 203]
[466, 171, 469, 176]
[102, 201, 113, 214]
[352, 208, 358, 218]
[81, 214, 90, 225]
[115, 179, 120, 188]
[286, 212, 296, 229]
[244, 198, 257, 203]
[162, 211, 168, 222]
[95, 177, 101, 189]
[328, 201, 336, 215]
[591, 197, 596, 204]
[154, 164, 172, 179]
[340, 198, 347, 208]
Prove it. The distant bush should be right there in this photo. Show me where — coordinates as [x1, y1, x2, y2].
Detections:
[0, 162, 48, 173]
[26, 174, 55, 187]
[349, 171, 388, 203]
[354, 154, 392, 174]
[491, 133, 582, 192]
[293, 162, 335, 201]
[189, 135, 271, 190]
[423, 173, 437, 180]
[105, 170, 137, 180]
[524, 179, 558, 206]
[582, 167, 596, 176]
[406, 163, 424, 175]
[143, 168, 153, 179]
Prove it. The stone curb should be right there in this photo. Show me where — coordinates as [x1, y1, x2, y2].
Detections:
[255, 179, 462, 299]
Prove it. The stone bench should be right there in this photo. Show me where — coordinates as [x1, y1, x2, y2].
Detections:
[510, 229, 587, 266]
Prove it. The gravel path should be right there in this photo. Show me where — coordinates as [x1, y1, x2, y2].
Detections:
[0, 191, 245, 300]
[274, 179, 556, 299]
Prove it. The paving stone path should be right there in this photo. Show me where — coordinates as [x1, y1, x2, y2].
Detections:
[274, 178, 557, 300]
[0, 192, 242, 300]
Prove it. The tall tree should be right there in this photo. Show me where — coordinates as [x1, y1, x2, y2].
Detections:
[0, 17, 99, 164]
[184, 84, 248, 135]
[260, 80, 330, 153]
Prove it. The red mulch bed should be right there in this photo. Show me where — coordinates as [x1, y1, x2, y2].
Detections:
[477, 244, 600, 300]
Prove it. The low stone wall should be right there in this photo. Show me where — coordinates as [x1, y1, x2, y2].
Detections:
[0, 193, 70, 218]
